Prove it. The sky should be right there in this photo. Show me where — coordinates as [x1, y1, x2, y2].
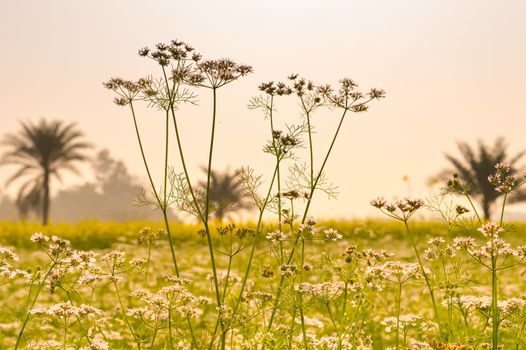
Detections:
[0, 0, 525, 219]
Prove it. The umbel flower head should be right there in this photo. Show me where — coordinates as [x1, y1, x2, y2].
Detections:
[138, 39, 201, 67]
[488, 162, 516, 193]
[319, 78, 385, 111]
[370, 196, 425, 221]
[174, 58, 253, 89]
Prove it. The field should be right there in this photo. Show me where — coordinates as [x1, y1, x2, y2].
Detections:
[1, 36, 525, 350]
[1, 219, 526, 349]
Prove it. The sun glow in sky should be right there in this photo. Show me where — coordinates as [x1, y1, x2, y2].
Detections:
[1, 0, 525, 219]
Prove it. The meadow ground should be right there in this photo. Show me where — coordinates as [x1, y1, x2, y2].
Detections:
[1, 220, 526, 349]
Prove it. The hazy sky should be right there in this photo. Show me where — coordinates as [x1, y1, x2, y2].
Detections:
[1, 1, 525, 218]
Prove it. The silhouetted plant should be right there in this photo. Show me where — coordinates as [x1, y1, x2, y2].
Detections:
[197, 167, 252, 222]
[0, 119, 91, 225]
[434, 138, 525, 220]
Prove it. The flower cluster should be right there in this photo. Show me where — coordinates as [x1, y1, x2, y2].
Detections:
[381, 314, 436, 333]
[323, 228, 343, 241]
[367, 261, 423, 284]
[424, 237, 456, 261]
[370, 197, 425, 220]
[488, 162, 516, 193]
[31, 302, 101, 319]
[0, 246, 29, 283]
[297, 281, 346, 302]
[138, 227, 167, 246]
[138, 39, 201, 66]
[266, 230, 287, 244]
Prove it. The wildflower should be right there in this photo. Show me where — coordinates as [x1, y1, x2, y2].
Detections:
[367, 261, 422, 283]
[101, 251, 126, 269]
[138, 227, 166, 245]
[31, 301, 101, 318]
[370, 196, 387, 208]
[279, 264, 298, 277]
[31, 232, 50, 243]
[323, 228, 343, 241]
[424, 237, 456, 261]
[478, 221, 504, 239]
[371, 197, 425, 220]
[444, 173, 471, 194]
[266, 230, 287, 243]
[488, 162, 516, 193]
[261, 265, 274, 278]
[297, 281, 345, 302]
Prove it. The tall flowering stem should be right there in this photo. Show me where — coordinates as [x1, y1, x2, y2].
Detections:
[371, 197, 442, 336]
[265, 78, 385, 332]
[175, 56, 253, 349]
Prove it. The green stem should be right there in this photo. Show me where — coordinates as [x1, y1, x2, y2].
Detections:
[129, 102, 161, 204]
[288, 306, 297, 350]
[395, 283, 402, 349]
[145, 244, 151, 283]
[492, 256, 498, 350]
[202, 87, 225, 349]
[465, 194, 482, 224]
[14, 261, 58, 350]
[233, 163, 279, 310]
[150, 326, 158, 349]
[113, 280, 141, 349]
[267, 109, 348, 332]
[300, 98, 314, 188]
[515, 319, 526, 349]
[499, 193, 508, 226]
[268, 96, 282, 232]
[222, 255, 233, 301]
[403, 220, 441, 334]
[162, 111, 180, 276]
[299, 295, 309, 350]
[325, 303, 341, 345]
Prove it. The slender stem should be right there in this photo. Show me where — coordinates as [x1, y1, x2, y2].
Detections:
[325, 303, 341, 344]
[222, 255, 233, 301]
[300, 98, 314, 188]
[162, 111, 179, 276]
[515, 319, 526, 349]
[268, 96, 282, 232]
[233, 164, 279, 310]
[144, 244, 151, 283]
[63, 320, 67, 350]
[298, 295, 309, 350]
[200, 87, 225, 349]
[465, 194, 482, 224]
[113, 280, 141, 349]
[499, 193, 508, 226]
[150, 327, 158, 348]
[267, 109, 348, 331]
[403, 220, 441, 333]
[288, 307, 297, 350]
[14, 261, 58, 350]
[492, 255, 499, 349]
[129, 102, 161, 203]
[168, 306, 174, 349]
[395, 283, 402, 349]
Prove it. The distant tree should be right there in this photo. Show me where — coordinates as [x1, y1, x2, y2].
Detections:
[51, 149, 166, 222]
[198, 167, 252, 222]
[0, 119, 91, 224]
[433, 137, 525, 220]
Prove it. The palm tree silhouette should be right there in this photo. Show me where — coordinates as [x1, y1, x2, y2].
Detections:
[198, 167, 252, 222]
[1, 119, 91, 224]
[435, 137, 525, 220]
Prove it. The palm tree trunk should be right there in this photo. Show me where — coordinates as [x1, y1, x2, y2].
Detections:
[482, 200, 491, 221]
[42, 168, 50, 225]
